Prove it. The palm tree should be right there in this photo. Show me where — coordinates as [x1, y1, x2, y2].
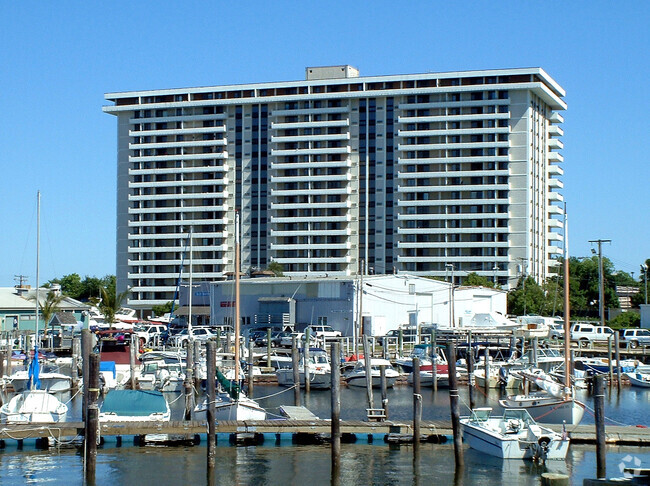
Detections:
[99, 285, 131, 329]
[31, 290, 65, 336]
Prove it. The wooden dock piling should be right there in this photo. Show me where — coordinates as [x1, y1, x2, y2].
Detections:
[247, 340, 254, 398]
[413, 357, 421, 449]
[614, 333, 622, 389]
[184, 339, 194, 420]
[206, 340, 217, 470]
[330, 342, 341, 478]
[304, 328, 311, 394]
[84, 352, 100, 483]
[447, 341, 464, 468]
[292, 337, 300, 406]
[363, 336, 374, 412]
[594, 374, 606, 478]
[380, 365, 389, 420]
[467, 331, 475, 409]
[193, 340, 202, 395]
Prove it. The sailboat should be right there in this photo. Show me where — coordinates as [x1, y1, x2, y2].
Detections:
[195, 213, 266, 421]
[499, 210, 585, 425]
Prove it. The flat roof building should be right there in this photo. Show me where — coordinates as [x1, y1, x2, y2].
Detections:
[104, 66, 566, 309]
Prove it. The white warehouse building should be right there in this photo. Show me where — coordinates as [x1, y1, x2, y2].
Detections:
[209, 274, 506, 337]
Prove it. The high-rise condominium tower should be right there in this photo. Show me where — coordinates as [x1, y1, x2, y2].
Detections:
[104, 66, 565, 308]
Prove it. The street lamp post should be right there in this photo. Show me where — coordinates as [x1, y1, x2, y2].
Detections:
[642, 264, 648, 305]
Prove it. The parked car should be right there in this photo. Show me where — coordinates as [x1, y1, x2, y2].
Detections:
[618, 328, 650, 349]
[271, 331, 292, 347]
[171, 327, 218, 347]
[305, 324, 342, 339]
[280, 332, 318, 348]
[135, 324, 168, 346]
[378, 328, 417, 346]
[570, 323, 614, 347]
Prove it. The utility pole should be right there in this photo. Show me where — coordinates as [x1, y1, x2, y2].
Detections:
[14, 275, 29, 288]
[589, 239, 611, 327]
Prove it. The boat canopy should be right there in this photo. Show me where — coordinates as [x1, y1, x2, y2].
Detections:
[101, 390, 167, 416]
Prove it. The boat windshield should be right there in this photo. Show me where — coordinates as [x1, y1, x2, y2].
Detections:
[470, 408, 492, 422]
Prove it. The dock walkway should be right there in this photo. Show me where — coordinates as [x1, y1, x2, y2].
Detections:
[1, 420, 650, 446]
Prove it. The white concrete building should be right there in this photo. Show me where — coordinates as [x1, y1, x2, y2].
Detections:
[209, 274, 507, 337]
[104, 66, 566, 308]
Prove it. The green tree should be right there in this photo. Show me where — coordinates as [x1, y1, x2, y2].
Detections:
[152, 301, 174, 317]
[608, 312, 640, 329]
[507, 276, 547, 316]
[464, 272, 496, 288]
[31, 290, 65, 335]
[99, 285, 131, 329]
[266, 261, 284, 277]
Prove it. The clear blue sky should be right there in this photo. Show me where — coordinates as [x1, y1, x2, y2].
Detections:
[0, 1, 648, 287]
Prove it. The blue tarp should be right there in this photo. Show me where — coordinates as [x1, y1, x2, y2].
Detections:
[99, 361, 117, 379]
[28, 345, 41, 390]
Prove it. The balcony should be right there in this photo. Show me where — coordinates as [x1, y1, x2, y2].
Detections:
[272, 146, 351, 157]
[548, 125, 564, 137]
[548, 139, 564, 150]
[548, 178, 564, 189]
[548, 165, 563, 176]
[547, 152, 564, 163]
[549, 112, 564, 124]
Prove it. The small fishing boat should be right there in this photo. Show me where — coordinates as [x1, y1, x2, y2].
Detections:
[461, 407, 569, 460]
[276, 348, 332, 389]
[344, 358, 399, 388]
[626, 371, 650, 388]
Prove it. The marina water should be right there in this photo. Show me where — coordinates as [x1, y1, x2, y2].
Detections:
[1, 385, 648, 485]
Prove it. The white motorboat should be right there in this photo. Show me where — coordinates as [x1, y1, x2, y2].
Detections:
[344, 358, 399, 388]
[0, 390, 68, 424]
[461, 407, 569, 460]
[626, 371, 650, 388]
[394, 344, 434, 373]
[137, 351, 186, 392]
[7, 369, 72, 393]
[276, 348, 332, 389]
[195, 391, 267, 421]
[499, 369, 585, 425]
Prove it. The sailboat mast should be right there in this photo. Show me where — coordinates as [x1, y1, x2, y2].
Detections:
[234, 211, 241, 381]
[563, 205, 571, 392]
[35, 191, 41, 338]
[188, 226, 193, 338]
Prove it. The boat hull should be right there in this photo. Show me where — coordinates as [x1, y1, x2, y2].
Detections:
[345, 374, 397, 388]
[462, 421, 569, 460]
[626, 372, 650, 388]
[498, 396, 585, 425]
[276, 369, 331, 389]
